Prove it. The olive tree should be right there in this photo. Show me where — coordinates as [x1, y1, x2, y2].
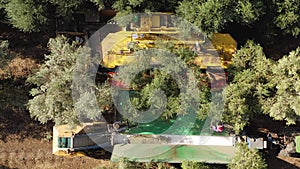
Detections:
[265, 47, 300, 124]
[176, 0, 263, 34]
[223, 41, 273, 133]
[27, 36, 111, 125]
[228, 143, 267, 169]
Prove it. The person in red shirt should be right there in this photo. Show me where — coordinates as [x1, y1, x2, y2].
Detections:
[211, 121, 224, 132]
[216, 124, 224, 132]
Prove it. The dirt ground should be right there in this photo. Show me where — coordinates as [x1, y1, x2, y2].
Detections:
[0, 100, 112, 169]
[0, 138, 111, 169]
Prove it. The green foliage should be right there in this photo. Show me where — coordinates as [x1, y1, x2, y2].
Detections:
[1, 0, 299, 37]
[156, 163, 175, 169]
[234, 0, 264, 24]
[113, 46, 210, 122]
[93, 158, 175, 169]
[74, 81, 112, 120]
[50, 0, 82, 16]
[0, 40, 10, 68]
[225, 41, 300, 132]
[0, 40, 8, 54]
[228, 143, 267, 169]
[230, 41, 273, 74]
[274, 0, 300, 36]
[1, 0, 108, 32]
[224, 41, 273, 133]
[0, 0, 7, 9]
[177, 0, 225, 34]
[4, 0, 47, 32]
[113, 7, 133, 27]
[181, 161, 210, 169]
[117, 158, 148, 169]
[112, 0, 179, 13]
[90, 0, 105, 11]
[265, 47, 300, 124]
[27, 36, 114, 125]
[174, 47, 211, 119]
[177, 0, 263, 34]
[27, 36, 80, 124]
[112, 0, 180, 23]
[176, 0, 299, 37]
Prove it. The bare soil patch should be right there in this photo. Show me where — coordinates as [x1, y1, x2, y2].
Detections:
[0, 138, 111, 169]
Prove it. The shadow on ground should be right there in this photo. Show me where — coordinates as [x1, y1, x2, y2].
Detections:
[0, 23, 52, 62]
[0, 79, 52, 142]
[0, 165, 17, 169]
[83, 148, 112, 160]
[245, 114, 300, 169]
[266, 155, 300, 169]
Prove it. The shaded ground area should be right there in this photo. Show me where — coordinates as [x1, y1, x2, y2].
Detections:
[265, 155, 300, 169]
[0, 23, 52, 62]
[261, 35, 300, 60]
[245, 114, 300, 169]
[0, 107, 51, 142]
[226, 23, 300, 60]
[0, 78, 51, 142]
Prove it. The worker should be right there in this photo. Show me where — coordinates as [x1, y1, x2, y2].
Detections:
[193, 41, 203, 55]
[75, 36, 83, 44]
[216, 123, 224, 132]
[140, 33, 145, 39]
[210, 122, 224, 132]
[267, 132, 273, 149]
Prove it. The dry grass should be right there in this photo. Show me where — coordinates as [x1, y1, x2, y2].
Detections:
[0, 55, 39, 79]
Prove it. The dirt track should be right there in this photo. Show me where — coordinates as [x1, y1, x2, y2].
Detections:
[0, 138, 111, 169]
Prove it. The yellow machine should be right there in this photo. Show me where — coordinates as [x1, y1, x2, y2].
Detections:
[53, 13, 239, 159]
[101, 13, 237, 69]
